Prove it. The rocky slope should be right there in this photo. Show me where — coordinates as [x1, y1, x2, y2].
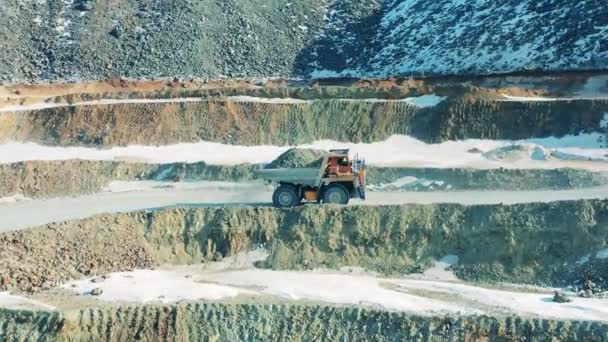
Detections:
[2, 1, 608, 339]
[2, 305, 608, 341]
[0, 0, 326, 82]
[2, 200, 607, 293]
[303, 0, 608, 78]
[0, 160, 258, 198]
[2, 97, 607, 146]
[1, 0, 607, 83]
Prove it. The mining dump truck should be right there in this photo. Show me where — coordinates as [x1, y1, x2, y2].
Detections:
[255, 149, 366, 208]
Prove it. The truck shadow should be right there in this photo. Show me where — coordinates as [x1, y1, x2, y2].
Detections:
[291, 1, 386, 78]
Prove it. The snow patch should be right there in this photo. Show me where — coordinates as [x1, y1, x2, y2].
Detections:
[202, 249, 269, 271]
[525, 133, 605, 149]
[0, 194, 29, 204]
[394, 279, 608, 322]
[64, 270, 246, 304]
[368, 177, 449, 191]
[576, 248, 608, 264]
[501, 94, 608, 102]
[369, 176, 417, 189]
[0, 292, 55, 310]
[0, 141, 288, 165]
[596, 249, 608, 259]
[63, 268, 469, 314]
[577, 255, 590, 264]
[577, 76, 608, 97]
[439, 255, 459, 265]
[227, 96, 310, 104]
[310, 69, 358, 79]
[1, 95, 445, 113]
[415, 255, 460, 281]
[332, 95, 446, 107]
[227, 95, 446, 107]
[0, 97, 204, 113]
[402, 95, 447, 107]
[60, 265, 608, 321]
[0, 133, 606, 170]
[310, 1, 608, 78]
[600, 113, 608, 129]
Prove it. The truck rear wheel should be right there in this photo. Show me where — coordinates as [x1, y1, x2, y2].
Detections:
[322, 184, 349, 205]
[272, 184, 300, 208]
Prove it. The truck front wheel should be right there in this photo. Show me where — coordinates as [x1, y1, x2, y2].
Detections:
[322, 184, 349, 205]
[272, 184, 301, 208]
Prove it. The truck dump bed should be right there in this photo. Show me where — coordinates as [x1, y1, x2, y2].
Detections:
[254, 168, 321, 187]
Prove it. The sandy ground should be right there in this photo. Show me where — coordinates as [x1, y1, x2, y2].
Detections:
[1, 181, 607, 232]
[3, 250, 603, 322]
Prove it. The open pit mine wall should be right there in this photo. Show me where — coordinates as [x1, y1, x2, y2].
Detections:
[2, 0, 607, 82]
[1, 160, 607, 199]
[2, 305, 608, 342]
[2, 200, 607, 294]
[0, 160, 258, 198]
[1, 98, 607, 146]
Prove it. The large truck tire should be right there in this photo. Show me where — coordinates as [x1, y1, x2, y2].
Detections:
[322, 184, 350, 205]
[272, 184, 301, 208]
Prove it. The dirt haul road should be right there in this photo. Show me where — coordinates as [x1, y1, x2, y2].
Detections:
[1, 181, 608, 232]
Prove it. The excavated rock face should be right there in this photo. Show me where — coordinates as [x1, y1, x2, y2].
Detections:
[1, 0, 606, 82]
[0, 160, 152, 198]
[0, 212, 157, 293]
[366, 167, 608, 192]
[2, 200, 607, 293]
[300, 0, 608, 77]
[2, 305, 608, 341]
[0, 0, 326, 83]
[1, 98, 606, 145]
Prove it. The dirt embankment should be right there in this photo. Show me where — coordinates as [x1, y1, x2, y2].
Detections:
[0, 160, 258, 198]
[1, 200, 607, 293]
[1, 96, 606, 146]
[0, 161, 150, 198]
[1, 160, 606, 199]
[367, 167, 608, 191]
[2, 304, 608, 341]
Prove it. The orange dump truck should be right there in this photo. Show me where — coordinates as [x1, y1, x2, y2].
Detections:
[255, 149, 366, 208]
